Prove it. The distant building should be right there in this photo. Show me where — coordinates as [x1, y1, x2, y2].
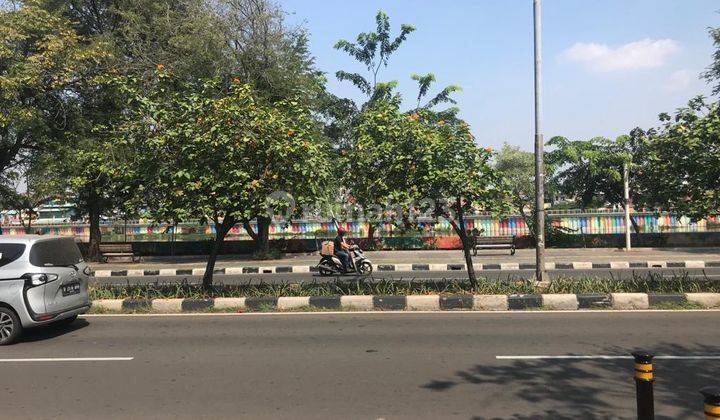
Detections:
[0, 201, 78, 225]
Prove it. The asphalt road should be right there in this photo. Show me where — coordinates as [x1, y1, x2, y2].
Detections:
[90, 267, 720, 285]
[92, 247, 720, 271]
[2, 312, 720, 419]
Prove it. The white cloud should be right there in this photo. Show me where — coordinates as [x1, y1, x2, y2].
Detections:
[664, 69, 693, 92]
[561, 38, 680, 72]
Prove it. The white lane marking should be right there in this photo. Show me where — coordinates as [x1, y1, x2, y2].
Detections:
[496, 355, 720, 360]
[0, 357, 134, 362]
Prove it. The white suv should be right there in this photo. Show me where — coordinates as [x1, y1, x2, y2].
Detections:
[0, 236, 91, 345]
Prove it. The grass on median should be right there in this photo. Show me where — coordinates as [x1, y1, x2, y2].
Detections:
[90, 272, 720, 300]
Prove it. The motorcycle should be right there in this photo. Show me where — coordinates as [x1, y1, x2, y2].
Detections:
[317, 245, 373, 276]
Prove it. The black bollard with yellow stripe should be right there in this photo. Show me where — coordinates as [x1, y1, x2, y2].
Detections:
[701, 386, 720, 420]
[632, 351, 654, 420]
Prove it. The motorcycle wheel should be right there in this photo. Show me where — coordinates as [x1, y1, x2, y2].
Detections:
[318, 263, 334, 276]
[358, 261, 373, 276]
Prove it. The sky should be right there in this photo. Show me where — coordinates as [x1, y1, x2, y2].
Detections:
[279, 0, 719, 151]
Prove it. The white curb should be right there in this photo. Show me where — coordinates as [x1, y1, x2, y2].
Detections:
[213, 297, 246, 309]
[277, 296, 310, 310]
[152, 299, 183, 312]
[473, 295, 509, 311]
[684, 260, 705, 269]
[394, 264, 413, 272]
[94, 270, 112, 278]
[92, 299, 123, 311]
[340, 295, 374, 310]
[572, 262, 593, 270]
[685, 293, 720, 308]
[159, 268, 176, 276]
[611, 293, 649, 310]
[542, 294, 579, 310]
[610, 261, 630, 269]
[406, 295, 440, 311]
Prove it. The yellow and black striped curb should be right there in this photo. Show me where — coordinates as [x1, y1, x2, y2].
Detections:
[90, 292, 720, 312]
[91, 260, 720, 277]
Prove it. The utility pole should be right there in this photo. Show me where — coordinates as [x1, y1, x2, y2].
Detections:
[533, 0, 545, 281]
[624, 162, 631, 251]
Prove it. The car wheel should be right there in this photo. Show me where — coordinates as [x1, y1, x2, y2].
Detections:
[0, 307, 22, 346]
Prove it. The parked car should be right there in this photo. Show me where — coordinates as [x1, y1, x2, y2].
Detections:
[0, 236, 91, 345]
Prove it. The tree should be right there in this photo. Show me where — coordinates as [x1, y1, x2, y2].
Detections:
[632, 96, 720, 220]
[216, 0, 327, 253]
[0, 1, 108, 201]
[334, 10, 415, 100]
[123, 71, 331, 288]
[334, 12, 462, 244]
[348, 97, 507, 286]
[1, 155, 63, 233]
[703, 23, 720, 96]
[410, 73, 461, 115]
[37, 0, 319, 256]
[332, 11, 415, 242]
[218, 0, 323, 103]
[494, 144, 536, 234]
[412, 112, 507, 287]
[546, 136, 629, 209]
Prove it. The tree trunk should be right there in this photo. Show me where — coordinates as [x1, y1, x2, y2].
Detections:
[87, 206, 102, 262]
[202, 216, 235, 289]
[242, 219, 258, 241]
[367, 223, 376, 249]
[449, 197, 477, 287]
[243, 216, 271, 255]
[256, 215, 271, 255]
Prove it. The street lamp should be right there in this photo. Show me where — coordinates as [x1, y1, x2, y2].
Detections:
[533, 0, 546, 281]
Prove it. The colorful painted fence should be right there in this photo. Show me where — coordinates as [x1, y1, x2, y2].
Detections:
[2, 213, 718, 240]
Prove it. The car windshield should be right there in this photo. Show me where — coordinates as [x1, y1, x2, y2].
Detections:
[29, 238, 83, 267]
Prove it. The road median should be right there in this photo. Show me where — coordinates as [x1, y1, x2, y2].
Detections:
[90, 259, 720, 278]
[90, 292, 719, 314]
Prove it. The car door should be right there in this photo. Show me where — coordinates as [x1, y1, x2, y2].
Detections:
[29, 238, 88, 314]
[43, 265, 87, 314]
[0, 243, 45, 315]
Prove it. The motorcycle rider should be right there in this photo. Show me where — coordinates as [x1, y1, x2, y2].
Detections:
[334, 227, 352, 273]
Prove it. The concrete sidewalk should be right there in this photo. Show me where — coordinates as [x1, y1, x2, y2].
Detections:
[90, 247, 720, 271]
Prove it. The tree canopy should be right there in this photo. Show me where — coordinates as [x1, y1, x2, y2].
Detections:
[0, 1, 109, 199]
[119, 70, 331, 286]
[632, 96, 720, 220]
[546, 136, 628, 209]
